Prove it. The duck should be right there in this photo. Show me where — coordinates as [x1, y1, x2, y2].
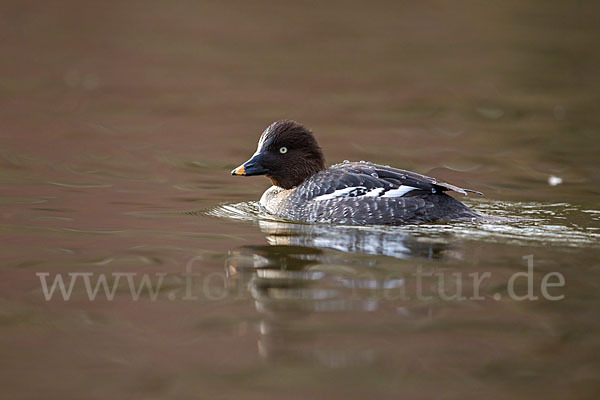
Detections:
[231, 120, 483, 225]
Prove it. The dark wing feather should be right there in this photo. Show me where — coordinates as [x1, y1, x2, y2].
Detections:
[284, 188, 477, 225]
[297, 162, 481, 201]
[282, 162, 481, 224]
[372, 164, 483, 195]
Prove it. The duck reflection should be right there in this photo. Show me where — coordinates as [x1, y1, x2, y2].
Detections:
[226, 244, 388, 315]
[225, 245, 384, 365]
[258, 219, 456, 260]
[225, 222, 458, 366]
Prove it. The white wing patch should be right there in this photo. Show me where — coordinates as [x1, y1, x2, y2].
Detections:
[364, 187, 385, 197]
[314, 185, 417, 201]
[314, 186, 364, 201]
[381, 186, 417, 197]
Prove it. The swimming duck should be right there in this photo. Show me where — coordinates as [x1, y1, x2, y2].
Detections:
[232, 120, 482, 225]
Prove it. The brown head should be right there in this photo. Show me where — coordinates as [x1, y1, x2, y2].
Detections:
[231, 120, 326, 189]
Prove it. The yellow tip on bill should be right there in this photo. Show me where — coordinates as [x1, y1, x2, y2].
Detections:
[232, 165, 246, 175]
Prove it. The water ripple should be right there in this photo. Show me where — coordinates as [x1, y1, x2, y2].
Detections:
[210, 200, 600, 257]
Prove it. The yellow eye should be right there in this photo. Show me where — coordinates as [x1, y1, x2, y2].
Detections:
[279, 147, 288, 154]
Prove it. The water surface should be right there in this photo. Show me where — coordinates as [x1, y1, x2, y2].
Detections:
[1, 1, 599, 399]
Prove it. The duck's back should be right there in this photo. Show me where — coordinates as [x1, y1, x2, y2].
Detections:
[267, 162, 481, 225]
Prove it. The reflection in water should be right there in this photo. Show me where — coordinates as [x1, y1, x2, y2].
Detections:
[258, 219, 456, 259]
[220, 206, 466, 365]
[218, 199, 600, 367]
[225, 234, 441, 366]
[210, 200, 600, 249]
[226, 245, 383, 315]
[225, 245, 381, 365]
[210, 202, 460, 259]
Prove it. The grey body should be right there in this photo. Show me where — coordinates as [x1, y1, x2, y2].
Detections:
[260, 162, 480, 225]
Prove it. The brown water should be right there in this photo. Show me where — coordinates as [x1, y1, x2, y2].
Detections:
[1, 1, 600, 399]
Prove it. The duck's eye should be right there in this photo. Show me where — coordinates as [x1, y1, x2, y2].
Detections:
[279, 147, 288, 154]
